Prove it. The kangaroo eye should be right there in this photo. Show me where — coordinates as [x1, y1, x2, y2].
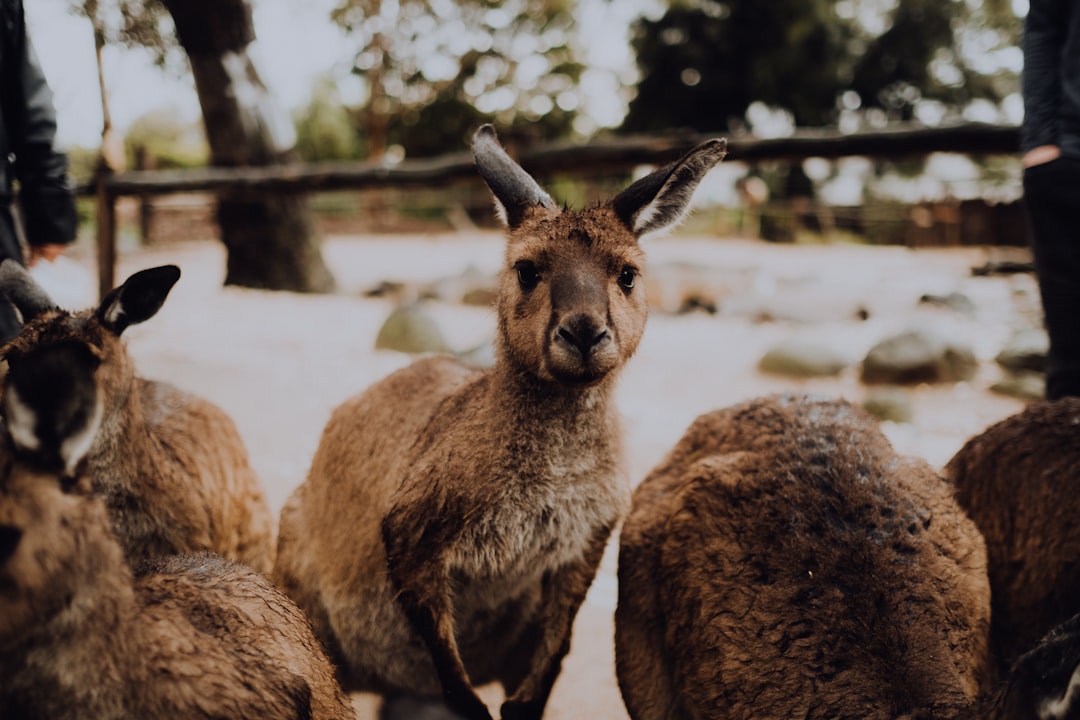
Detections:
[515, 261, 540, 291]
[617, 267, 637, 291]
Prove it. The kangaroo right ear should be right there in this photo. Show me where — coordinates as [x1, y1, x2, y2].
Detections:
[0, 259, 58, 325]
[610, 138, 727, 240]
[472, 124, 557, 228]
[97, 265, 181, 336]
[1000, 613, 1080, 720]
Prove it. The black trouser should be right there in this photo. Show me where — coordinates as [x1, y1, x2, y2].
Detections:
[1024, 156, 1080, 400]
[0, 202, 25, 345]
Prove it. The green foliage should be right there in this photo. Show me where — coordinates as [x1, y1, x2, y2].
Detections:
[124, 108, 209, 169]
[65, 146, 102, 185]
[68, 0, 184, 71]
[332, 0, 584, 157]
[623, 0, 849, 133]
[294, 76, 362, 162]
[623, 0, 1021, 133]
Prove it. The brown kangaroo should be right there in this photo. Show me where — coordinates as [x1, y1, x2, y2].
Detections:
[0, 338, 353, 720]
[274, 125, 726, 720]
[0, 261, 274, 572]
[618, 393, 1080, 720]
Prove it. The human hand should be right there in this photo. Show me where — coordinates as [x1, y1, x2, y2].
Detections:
[1023, 145, 1061, 168]
[27, 244, 66, 267]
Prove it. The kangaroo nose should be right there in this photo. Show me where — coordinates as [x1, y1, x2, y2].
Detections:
[557, 315, 610, 358]
[0, 525, 22, 565]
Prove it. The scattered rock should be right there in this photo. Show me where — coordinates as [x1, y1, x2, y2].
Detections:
[421, 264, 498, 304]
[990, 371, 1045, 402]
[644, 261, 754, 315]
[995, 327, 1048, 373]
[374, 304, 451, 354]
[758, 339, 851, 378]
[918, 291, 976, 316]
[862, 388, 914, 423]
[860, 328, 978, 385]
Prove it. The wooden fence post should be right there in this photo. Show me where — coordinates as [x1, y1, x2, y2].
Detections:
[95, 160, 116, 300]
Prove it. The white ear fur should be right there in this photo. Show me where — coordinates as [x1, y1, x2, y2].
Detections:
[59, 395, 104, 476]
[4, 385, 41, 454]
[612, 138, 727, 241]
[1040, 661, 1080, 720]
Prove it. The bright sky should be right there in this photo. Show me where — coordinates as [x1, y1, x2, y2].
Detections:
[27, 0, 643, 150]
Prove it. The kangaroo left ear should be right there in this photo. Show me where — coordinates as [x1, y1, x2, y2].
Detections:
[97, 265, 181, 336]
[611, 138, 727, 240]
[0, 259, 58, 325]
[472, 124, 557, 228]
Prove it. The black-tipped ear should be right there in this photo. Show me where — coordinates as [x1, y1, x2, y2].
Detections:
[611, 138, 727, 239]
[96, 265, 181, 336]
[999, 613, 1080, 720]
[472, 124, 556, 228]
[0, 259, 58, 324]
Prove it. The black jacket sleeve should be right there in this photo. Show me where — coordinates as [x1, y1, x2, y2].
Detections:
[7, 5, 76, 247]
[1022, 0, 1069, 152]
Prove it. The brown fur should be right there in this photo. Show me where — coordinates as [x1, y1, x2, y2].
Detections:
[616, 394, 993, 720]
[0, 456, 352, 720]
[275, 127, 726, 720]
[945, 398, 1080, 673]
[0, 266, 274, 573]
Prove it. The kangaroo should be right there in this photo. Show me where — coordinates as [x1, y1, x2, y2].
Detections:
[274, 125, 726, 720]
[0, 338, 353, 720]
[0, 261, 274, 572]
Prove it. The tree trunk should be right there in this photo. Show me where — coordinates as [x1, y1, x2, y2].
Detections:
[161, 0, 335, 293]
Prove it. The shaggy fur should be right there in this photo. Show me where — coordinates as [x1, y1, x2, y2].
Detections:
[946, 398, 1080, 674]
[0, 347, 352, 720]
[274, 126, 726, 720]
[616, 394, 993, 720]
[0, 262, 274, 573]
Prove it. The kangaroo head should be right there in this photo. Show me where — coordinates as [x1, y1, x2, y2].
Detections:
[0, 335, 120, 643]
[472, 125, 726, 386]
[0, 262, 181, 443]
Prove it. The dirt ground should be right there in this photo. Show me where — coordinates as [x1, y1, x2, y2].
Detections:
[39, 231, 1035, 719]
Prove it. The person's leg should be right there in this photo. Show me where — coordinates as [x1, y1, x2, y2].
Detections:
[0, 205, 24, 345]
[1024, 157, 1080, 400]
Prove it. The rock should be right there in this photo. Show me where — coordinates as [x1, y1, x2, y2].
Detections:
[990, 370, 1045, 402]
[861, 328, 978, 385]
[862, 388, 914, 423]
[421, 264, 498, 304]
[374, 304, 451, 354]
[758, 339, 851, 378]
[995, 327, 1048, 373]
[644, 261, 754, 315]
[918, 291, 976, 316]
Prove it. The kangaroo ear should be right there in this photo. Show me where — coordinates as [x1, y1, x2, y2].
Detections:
[0, 259, 58, 324]
[97, 265, 181, 336]
[611, 138, 727, 240]
[472, 124, 557, 228]
[1000, 613, 1080, 720]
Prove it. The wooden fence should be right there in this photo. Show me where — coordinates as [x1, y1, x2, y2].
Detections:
[79, 121, 1022, 298]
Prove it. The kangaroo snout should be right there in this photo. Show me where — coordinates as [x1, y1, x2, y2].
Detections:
[556, 315, 610, 359]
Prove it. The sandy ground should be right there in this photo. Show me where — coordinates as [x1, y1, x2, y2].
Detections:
[39, 231, 1035, 719]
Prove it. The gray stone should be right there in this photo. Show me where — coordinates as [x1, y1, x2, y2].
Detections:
[861, 328, 977, 385]
[990, 370, 1045, 402]
[918, 291, 976, 315]
[995, 327, 1049, 373]
[862, 388, 914, 423]
[758, 339, 851, 378]
[374, 304, 451, 354]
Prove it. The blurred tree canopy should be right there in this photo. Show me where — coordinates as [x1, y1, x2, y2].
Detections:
[622, 0, 1021, 134]
[331, 0, 582, 158]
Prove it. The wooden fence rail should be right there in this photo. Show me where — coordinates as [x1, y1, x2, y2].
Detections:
[78, 121, 1022, 296]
